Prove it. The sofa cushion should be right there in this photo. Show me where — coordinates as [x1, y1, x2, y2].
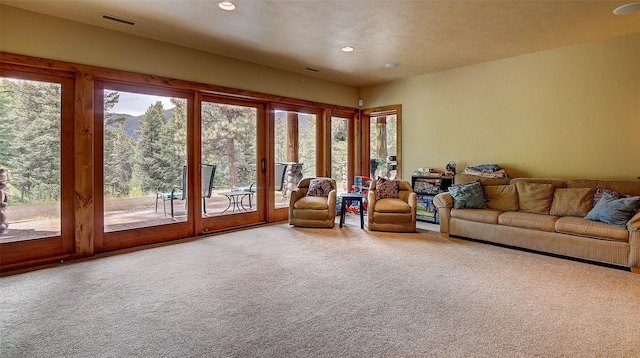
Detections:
[375, 177, 399, 200]
[568, 179, 640, 197]
[451, 208, 501, 224]
[515, 181, 556, 215]
[498, 211, 558, 232]
[294, 196, 329, 210]
[484, 185, 519, 211]
[549, 188, 595, 217]
[306, 178, 333, 197]
[449, 180, 486, 209]
[584, 192, 640, 227]
[373, 197, 411, 213]
[555, 216, 629, 242]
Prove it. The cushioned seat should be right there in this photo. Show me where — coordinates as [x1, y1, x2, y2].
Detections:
[555, 216, 629, 242]
[452, 208, 502, 225]
[367, 179, 417, 232]
[289, 177, 337, 228]
[373, 198, 411, 213]
[498, 211, 559, 232]
[294, 196, 330, 210]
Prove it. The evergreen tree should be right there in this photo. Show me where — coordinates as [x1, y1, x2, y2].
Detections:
[0, 79, 16, 168]
[331, 118, 348, 186]
[298, 113, 317, 177]
[3, 79, 61, 201]
[135, 101, 175, 193]
[201, 102, 256, 188]
[103, 91, 136, 197]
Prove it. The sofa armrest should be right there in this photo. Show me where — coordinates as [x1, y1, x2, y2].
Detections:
[433, 192, 453, 209]
[288, 188, 306, 218]
[433, 192, 453, 237]
[367, 191, 377, 226]
[627, 211, 640, 231]
[327, 190, 337, 219]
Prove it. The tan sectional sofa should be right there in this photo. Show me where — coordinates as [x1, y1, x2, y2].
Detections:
[433, 177, 640, 272]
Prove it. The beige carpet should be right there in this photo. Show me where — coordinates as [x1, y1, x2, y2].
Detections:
[2, 219, 640, 357]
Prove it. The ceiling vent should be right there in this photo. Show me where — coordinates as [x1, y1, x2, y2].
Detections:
[100, 14, 136, 26]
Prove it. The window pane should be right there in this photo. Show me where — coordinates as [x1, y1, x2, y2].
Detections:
[103, 90, 187, 231]
[274, 110, 315, 207]
[369, 115, 397, 179]
[0, 78, 62, 241]
[331, 117, 348, 194]
[201, 101, 257, 216]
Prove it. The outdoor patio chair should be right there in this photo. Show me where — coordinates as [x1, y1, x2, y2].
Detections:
[155, 164, 216, 218]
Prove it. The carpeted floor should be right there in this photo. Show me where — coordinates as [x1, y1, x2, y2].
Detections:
[1, 219, 639, 357]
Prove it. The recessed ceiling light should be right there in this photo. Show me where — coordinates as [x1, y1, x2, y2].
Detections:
[341, 46, 354, 52]
[613, 2, 640, 14]
[385, 63, 400, 68]
[218, 1, 236, 11]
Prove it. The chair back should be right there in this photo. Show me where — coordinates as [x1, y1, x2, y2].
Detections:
[178, 164, 216, 199]
[370, 179, 412, 192]
[297, 177, 337, 191]
[275, 163, 288, 191]
[201, 164, 216, 198]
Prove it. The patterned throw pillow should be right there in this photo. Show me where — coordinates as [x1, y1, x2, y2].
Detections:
[375, 177, 399, 200]
[449, 179, 486, 209]
[306, 178, 333, 197]
[593, 187, 625, 206]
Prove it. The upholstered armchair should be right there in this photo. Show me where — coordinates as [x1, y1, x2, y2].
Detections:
[289, 177, 337, 228]
[367, 179, 417, 232]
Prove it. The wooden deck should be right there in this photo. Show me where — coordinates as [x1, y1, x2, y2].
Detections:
[0, 193, 286, 244]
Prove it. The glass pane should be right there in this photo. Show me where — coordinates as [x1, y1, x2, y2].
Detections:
[0, 78, 62, 241]
[331, 117, 348, 195]
[103, 90, 187, 231]
[369, 115, 397, 179]
[201, 101, 257, 216]
[274, 110, 316, 208]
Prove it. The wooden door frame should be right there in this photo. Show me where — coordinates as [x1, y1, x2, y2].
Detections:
[360, 105, 403, 180]
[0, 66, 76, 269]
[198, 94, 268, 232]
[94, 81, 195, 252]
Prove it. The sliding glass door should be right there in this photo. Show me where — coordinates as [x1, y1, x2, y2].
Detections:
[96, 82, 193, 251]
[200, 96, 265, 232]
[271, 108, 318, 219]
[0, 69, 74, 266]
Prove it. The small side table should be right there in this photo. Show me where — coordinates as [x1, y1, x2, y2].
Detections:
[339, 193, 366, 229]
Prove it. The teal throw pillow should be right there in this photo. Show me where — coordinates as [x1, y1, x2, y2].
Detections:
[449, 180, 486, 209]
[584, 192, 640, 227]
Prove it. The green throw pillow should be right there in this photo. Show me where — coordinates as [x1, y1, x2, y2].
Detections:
[584, 192, 640, 227]
[449, 180, 486, 209]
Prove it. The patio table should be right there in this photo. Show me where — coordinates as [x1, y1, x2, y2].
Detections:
[219, 191, 252, 214]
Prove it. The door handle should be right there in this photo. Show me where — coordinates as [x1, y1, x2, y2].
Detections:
[261, 158, 266, 173]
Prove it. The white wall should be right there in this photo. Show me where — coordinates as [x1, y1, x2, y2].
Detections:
[0, 5, 359, 108]
[362, 33, 640, 180]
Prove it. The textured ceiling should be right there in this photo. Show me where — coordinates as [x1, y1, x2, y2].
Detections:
[3, 0, 640, 87]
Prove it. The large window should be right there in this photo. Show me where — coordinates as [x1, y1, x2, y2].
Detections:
[201, 100, 258, 216]
[1, 53, 358, 270]
[369, 114, 398, 179]
[273, 110, 317, 207]
[102, 89, 188, 231]
[331, 116, 349, 194]
[0, 77, 63, 240]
